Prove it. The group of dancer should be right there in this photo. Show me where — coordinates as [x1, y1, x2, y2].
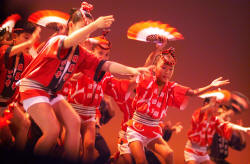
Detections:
[0, 1, 250, 164]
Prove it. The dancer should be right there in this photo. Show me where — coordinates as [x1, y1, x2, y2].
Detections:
[19, 2, 150, 161]
[208, 91, 249, 164]
[126, 47, 230, 164]
[184, 97, 250, 164]
[102, 77, 135, 164]
[0, 21, 40, 150]
[61, 34, 115, 163]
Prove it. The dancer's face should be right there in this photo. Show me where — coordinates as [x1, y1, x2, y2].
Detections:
[93, 46, 110, 60]
[155, 58, 174, 83]
[14, 32, 32, 53]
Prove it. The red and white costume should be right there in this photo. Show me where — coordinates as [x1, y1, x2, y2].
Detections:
[19, 35, 106, 111]
[184, 108, 233, 162]
[127, 73, 189, 146]
[102, 76, 134, 154]
[61, 72, 111, 123]
[0, 45, 32, 108]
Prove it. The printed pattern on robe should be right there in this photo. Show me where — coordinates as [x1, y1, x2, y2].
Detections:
[0, 45, 32, 101]
[126, 73, 189, 138]
[187, 108, 233, 147]
[132, 74, 189, 120]
[20, 35, 104, 91]
[101, 76, 135, 131]
[61, 73, 114, 119]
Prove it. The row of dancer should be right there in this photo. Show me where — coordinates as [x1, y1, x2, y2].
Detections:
[0, 1, 250, 164]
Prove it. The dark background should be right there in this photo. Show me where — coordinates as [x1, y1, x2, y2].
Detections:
[1, 0, 249, 163]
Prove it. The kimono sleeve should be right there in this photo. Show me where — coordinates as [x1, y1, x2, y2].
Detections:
[102, 76, 130, 102]
[171, 83, 190, 110]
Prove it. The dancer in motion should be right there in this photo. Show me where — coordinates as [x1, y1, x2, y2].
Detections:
[19, 2, 150, 161]
[0, 21, 40, 150]
[126, 47, 230, 164]
[184, 96, 250, 164]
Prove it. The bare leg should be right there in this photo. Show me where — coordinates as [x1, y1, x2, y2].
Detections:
[147, 137, 174, 164]
[28, 102, 60, 156]
[81, 121, 96, 163]
[53, 99, 81, 161]
[129, 140, 147, 164]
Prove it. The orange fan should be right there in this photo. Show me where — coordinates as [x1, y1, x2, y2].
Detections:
[28, 10, 70, 27]
[127, 21, 184, 43]
[199, 89, 231, 103]
[0, 14, 21, 32]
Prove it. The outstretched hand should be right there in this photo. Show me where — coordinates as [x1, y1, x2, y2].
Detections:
[135, 65, 154, 76]
[128, 65, 154, 80]
[94, 15, 114, 29]
[210, 77, 230, 87]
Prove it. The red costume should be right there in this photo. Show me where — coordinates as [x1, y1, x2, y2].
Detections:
[184, 108, 233, 162]
[0, 45, 32, 105]
[61, 73, 111, 121]
[185, 108, 232, 151]
[102, 75, 134, 131]
[19, 35, 106, 103]
[127, 73, 189, 138]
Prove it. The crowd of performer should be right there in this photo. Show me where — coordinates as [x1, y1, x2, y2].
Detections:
[0, 2, 249, 164]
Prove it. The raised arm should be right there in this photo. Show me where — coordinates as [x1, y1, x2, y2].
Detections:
[228, 123, 250, 135]
[63, 15, 114, 48]
[144, 40, 167, 67]
[186, 77, 230, 96]
[9, 27, 41, 57]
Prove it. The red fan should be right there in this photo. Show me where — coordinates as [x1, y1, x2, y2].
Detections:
[0, 14, 21, 32]
[28, 10, 70, 27]
[127, 21, 184, 43]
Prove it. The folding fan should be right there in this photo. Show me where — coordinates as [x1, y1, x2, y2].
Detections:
[28, 10, 70, 27]
[200, 89, 249, 113]
[199, 89, 231, 102]
[127, 21, 184, 43]
[0, 14, 21, 32]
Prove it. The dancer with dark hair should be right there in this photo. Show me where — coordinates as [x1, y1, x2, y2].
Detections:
[208, 91, 249, 164]
[0, 20, 40, 150]
[60, 33, 115, 163]
[125, 47, 230, 164]
[19, 1, 150, 161]
[184, 97, 250, 164]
